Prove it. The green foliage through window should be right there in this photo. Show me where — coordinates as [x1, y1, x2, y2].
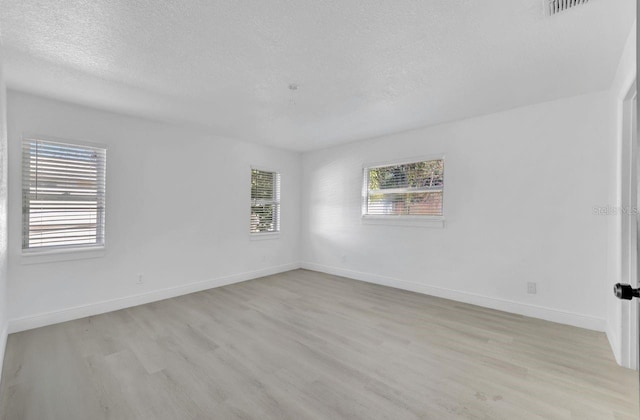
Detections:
[365, 159, 444, 216]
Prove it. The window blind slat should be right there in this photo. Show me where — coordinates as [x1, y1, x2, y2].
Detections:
[23, 139, 107, 251]
[364, 159, 444, 217]
[24, 194, 101, 202]
[250, 169, 281, 233]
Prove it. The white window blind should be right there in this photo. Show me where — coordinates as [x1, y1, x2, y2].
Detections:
[22, 138, 106, 251]
[250, 169, 280, 233]
[364, 158, 444, 217]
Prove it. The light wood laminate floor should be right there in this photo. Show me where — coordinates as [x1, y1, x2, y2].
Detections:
[0, 269, 637, 419]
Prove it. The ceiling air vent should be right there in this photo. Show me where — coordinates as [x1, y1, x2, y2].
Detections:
[546, 0, 590, 16]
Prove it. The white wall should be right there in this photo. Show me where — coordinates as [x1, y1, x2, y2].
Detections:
[301, 90, 614, 331]
[607, 22, 637, 367]
[6, 91, 301, 331]
[0, 45, 631, 368]
[0, 45, 9, 377]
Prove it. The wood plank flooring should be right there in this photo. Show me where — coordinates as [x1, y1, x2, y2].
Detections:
[0, 269, 637, 419]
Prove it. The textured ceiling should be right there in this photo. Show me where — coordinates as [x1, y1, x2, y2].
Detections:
[0, 0, 635, 151]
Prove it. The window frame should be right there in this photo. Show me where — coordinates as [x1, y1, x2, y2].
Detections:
[21, 135, 108, 261]
[249, 166, 281, 240]
[362, 154, 445, 228]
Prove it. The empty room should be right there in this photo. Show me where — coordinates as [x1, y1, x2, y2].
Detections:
[0, 0, 638, 419]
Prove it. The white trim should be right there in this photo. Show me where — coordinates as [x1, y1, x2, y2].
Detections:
[21, 246, 106, 264]
[614, 78, 638, 369]
[627, 83, 638, 369]
[362, 154, 445, 220]
[607, 324, 622, 365]
[249, 166, 281, 235]
[21, 132, 108, 151]
[300, 262, 606, 331]
[8, 263, 300, 333]
[361, 215, 444, 228]
[21, 134, 108, 254]
[250, 232, 281, 241]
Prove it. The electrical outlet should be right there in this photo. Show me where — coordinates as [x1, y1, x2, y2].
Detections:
[527, 282, 537, 294]
[137, 273, 144, 285]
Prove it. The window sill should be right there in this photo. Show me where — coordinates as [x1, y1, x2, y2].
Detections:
[21, 246, 106, 265]
[250, 232, 281, 241]
[361, 215, 445, 228]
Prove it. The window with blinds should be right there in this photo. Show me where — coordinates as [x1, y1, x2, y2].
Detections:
[363, 158, 444, 217]
[22, 138, 106, 251]
[250, 169, 280, 234]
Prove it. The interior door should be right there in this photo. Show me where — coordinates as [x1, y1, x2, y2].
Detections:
[629, 89, 639, 404]
[631, 92, 640, 378]
[614, 91, 638, 406]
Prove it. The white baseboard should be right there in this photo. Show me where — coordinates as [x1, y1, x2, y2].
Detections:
[0, 323, 7, 384]
[8, 263, 300, 334]
[607, 325, 622, 365]
[301, 262, 606, 332]
[6, 261, 607, 334]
